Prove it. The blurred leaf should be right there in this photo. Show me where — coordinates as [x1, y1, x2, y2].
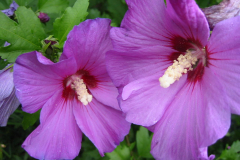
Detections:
[0, 7, 46, 62]
[218, 141, 240, 160]
[106, 141, 131, 160]
[38, 0, 69, 14]
[87, 9, 100, 19]
[14, 0, 35, 6]
[107, 0, 127, 26]
[53, 0, 89, 48]
[0, 1, 8, 10]
[0, 59, 9, 70]
[79, 136, 108, 160]
[69, 0, 77, 6]
[136, 126, 153, 158]
[22, 110, 40, 130]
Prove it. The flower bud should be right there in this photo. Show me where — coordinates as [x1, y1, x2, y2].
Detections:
[38, 12, 50, 23]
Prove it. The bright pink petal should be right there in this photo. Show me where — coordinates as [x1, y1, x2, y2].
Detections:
[14, 51, 77, 113]
[207, 16, 240, 114]
[62, 18, 112, 77]
[22, 91, 82, 160]
[106, 46, 174, 88]
[166, 0, 209, 47]
[73, 98, 130, 156]
[121, 74, 187, 126]
[151, 68, 230, 160]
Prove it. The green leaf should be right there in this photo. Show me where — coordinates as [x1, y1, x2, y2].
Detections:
[0, 7, 46, 62]
[38, 0, 69, 14]
[14, 0, 35, 6]
[87, 9, 100, 19]
[22, 110, 40, 130]
[0, 59, 9, 70]
[136, 126, 153, 158]
[218, 141, 240, 160]
[0, 1, 8, 10]
[107, 0, 127, 26]
[106, 141, 131, 160]
[53, 0, 89, 48]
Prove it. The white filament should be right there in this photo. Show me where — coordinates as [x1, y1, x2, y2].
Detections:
[71, 78, 93, 105]
[159, 51, 198, 88]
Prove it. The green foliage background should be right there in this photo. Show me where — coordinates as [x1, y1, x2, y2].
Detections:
[1, 0, 240, 160]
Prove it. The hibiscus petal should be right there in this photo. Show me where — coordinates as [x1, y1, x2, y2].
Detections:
[0, 67, 14, 100]
[207, 16, 240, 114]
[22, 90, 82, 160]
[111, 0, 173, 51]
[121, 74, 186, 126]
[89, 79, 120, 110]
[151, 68, 230, 160]
[73, 98, 130, 156]
[14, 51, 77, 113]
[106, 46, 174, 88]
[111, 0, 209, 52]
[166, 0, 209, 47]
[62, 18, 112, 77]
[0, 88, 20, 126]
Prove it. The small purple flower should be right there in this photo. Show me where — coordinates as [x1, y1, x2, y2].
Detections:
[106, 0, 240, 159]
[0, 65, 20, 126]
[1, 1, 19, 17]
[14, 18, 130, 160]
[38, 12, 50, 23]
[4, 42, 10, 47]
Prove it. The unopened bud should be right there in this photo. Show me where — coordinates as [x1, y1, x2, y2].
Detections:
[38, 12, 50, 23]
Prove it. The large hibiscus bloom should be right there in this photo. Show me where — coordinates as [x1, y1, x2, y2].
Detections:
[14, 18, 130, 160]
[106, 0, 240, 159]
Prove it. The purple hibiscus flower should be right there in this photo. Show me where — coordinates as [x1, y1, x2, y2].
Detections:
[106, 0, 240, 159]
[1, 1, 19, 17]
[13, 18, 130, 160]
[0, 65, 20, 126]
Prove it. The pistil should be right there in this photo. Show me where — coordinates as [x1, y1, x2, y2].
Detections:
[71, 78, 93, 105]
[159, 51, 198, 88]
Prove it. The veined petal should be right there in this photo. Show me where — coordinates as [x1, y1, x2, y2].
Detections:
[14, 51, 77, 113]
[0, 67, 14, 100]
[111, 0, 208, 52]
[106, 46, 174, 88]
[121, 74, 186, 126]
[166, 0, 209, 47]
[89, 79, 120, 110]
[23, 90, 82, 160]
[0, 88, 20, 126]
[111, 0, 173, 51]
[151, 68, 230, 160]
[207, 16, 240, 114]
[207, 16, 240, 55]
[73, 98, 130, 156]
[62, 18, 112, 76]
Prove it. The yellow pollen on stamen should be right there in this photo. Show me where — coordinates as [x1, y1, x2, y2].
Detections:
[71, 78, 93, 105]
[159, 51, 198, 88]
